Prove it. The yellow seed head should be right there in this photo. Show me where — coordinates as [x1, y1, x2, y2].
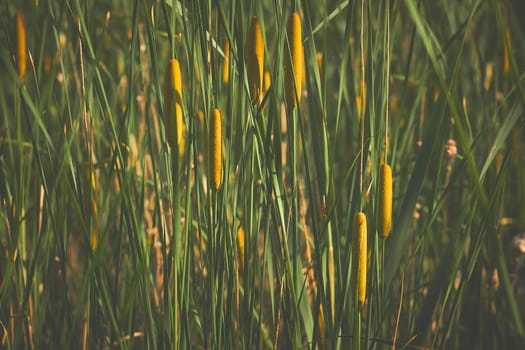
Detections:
[237, 224, 245, 270]
[15, 10, 26, 80]
[222, 39, 230, 84]
[377, 163, 392, 238]
[210, 108, 222, 190]
[164, 59, 185, 157]
[352, 212, 367, 306]
[284, 12, 303, 108]
[246, 16, 264, 103]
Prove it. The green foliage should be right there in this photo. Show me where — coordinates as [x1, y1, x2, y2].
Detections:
[1, 0, 524, 348]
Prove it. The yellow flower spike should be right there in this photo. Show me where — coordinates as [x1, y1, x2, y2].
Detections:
[222, 39, 230, 84]
[210, 108, 223, 191]
[284, 12, 303, 108]
[352, 212, 367, 306]
[377, 163, 393, 238]
[246, 16, 264, 104]
[237, 224, 245, 270]
[164, 59, 186, 158]
[15, 10, 26, 81]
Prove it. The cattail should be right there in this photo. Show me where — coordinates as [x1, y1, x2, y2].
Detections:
[237, 223, 245, 270]
[377, 163, 392, 239]
[210, 108, 222, 190]
[82, 164, 98, 250]
[15, 10, 26, 80]
[284, 12, 303, 108]
[246, 16, 264, 103]
[318, 303, 326, 350]
[352, 212, 367, 306]
[222, 39, 230, 84]
[164, 59, 186, 158]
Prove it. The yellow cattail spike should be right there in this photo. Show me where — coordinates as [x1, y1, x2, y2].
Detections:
[164, 59, 185, 157]
[210, 108, 222, 191]
[246, 16, 264, 104]
[222, 39, 230, 84]
[82, 164, 98, 250]
[352, 212, 367, 306]
[284, 12, 303, 108]
[237, 224, 245, 270]
[318, 303, 326, 350]
[377, 163, 393, 238]
[15, 10, 26, 80]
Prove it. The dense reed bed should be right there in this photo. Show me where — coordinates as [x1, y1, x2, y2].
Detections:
[1, 1, 524, 349]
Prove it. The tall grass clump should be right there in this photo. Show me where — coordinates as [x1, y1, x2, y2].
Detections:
[0, 1, 524, 349]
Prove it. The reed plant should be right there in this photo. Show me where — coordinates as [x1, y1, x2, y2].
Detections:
[0, 1, 524, 349]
